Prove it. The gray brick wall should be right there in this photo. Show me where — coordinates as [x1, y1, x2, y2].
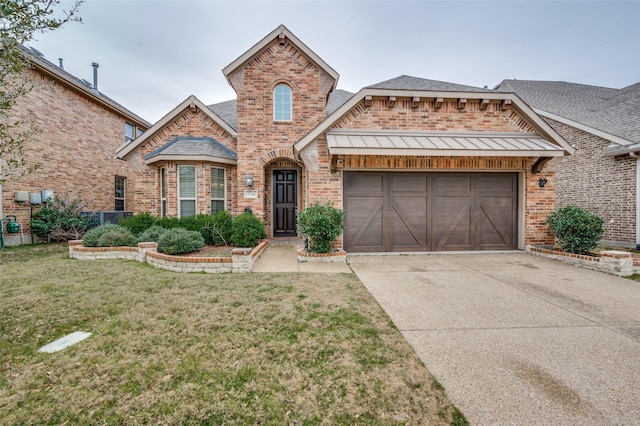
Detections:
[545, 118, 636, 246]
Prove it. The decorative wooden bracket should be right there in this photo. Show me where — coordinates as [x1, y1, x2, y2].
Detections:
[411, 97, 420, 108]
[501, 99, 512, 111]
[532, 157, 552, 174]
[388, 96, 396, 107]
[457, 98, 467, 110]
[480, 99, 490, 110]
[330, 155, 338, 173]
[364, 95, 373, 107]
[434, 97, 443, 109]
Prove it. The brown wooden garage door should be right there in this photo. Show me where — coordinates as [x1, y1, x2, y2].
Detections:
[343, 172, 518, 252]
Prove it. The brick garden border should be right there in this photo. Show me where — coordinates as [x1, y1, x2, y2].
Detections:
[526, 245, 638, 277]
[297, 249, 347, 263]
[68, 240, 268, 273]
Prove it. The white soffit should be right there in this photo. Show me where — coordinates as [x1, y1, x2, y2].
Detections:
[326, 130, 565, 157]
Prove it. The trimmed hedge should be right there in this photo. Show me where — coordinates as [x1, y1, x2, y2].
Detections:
[157, 228, 205, 255]
[546, 206, 605, 255]
[297, 202, 344, 253]
[137, 225, 168, 243]
[118, 212, 156, 236]
[83, 224, 136, 247]
[231, 213, 266, 248]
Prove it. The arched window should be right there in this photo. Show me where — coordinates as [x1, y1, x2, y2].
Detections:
[273, 83, 292, 121]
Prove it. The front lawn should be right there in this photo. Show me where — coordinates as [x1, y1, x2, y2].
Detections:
[0, 244, 465, 425]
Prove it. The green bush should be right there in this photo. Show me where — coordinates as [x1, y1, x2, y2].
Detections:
[118, 213, 157, 236]
[231, 213, 266, 248]
[83, 224, 136, 247]
[157, 228, 205, 255]
[30, 196, 92, 242]
[546, 206, 605, 255]
[156, 216, 181, 230]
[210, 210, 233, 246]
[297, 202, 344, 253]
[137, 225, 168, 243]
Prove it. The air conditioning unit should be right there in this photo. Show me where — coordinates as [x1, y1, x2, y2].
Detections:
[81, 211, 133, 228]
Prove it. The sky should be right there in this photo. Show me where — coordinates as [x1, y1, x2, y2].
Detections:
[27, 0, 640, 123]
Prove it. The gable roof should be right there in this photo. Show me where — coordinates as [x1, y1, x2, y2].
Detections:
[295, 76, 574, 156]
[496, 79, 640, 146]
[115, 95, 237, 159]
[144, 137, 237, 165]
[367, 75, 494, 93]
[222, 24, 339, 90]
[20, 45, 150, 129]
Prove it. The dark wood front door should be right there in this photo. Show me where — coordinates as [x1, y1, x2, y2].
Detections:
[344, 172, 518, 252]
[273, 170, 297, 237]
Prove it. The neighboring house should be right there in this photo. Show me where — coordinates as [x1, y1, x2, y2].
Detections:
[497, 79, 640, 249]
[0, 47, 150, 246]
[117, 25, 573, 252]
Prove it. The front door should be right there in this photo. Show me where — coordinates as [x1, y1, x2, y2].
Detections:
[273, 170, 297, 236]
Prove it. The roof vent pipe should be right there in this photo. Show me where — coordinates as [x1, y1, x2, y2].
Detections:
[92, 62, 99, 91]
[58, 58, 64, 69]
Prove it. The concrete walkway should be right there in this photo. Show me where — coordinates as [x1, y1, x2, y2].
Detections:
[349, 252, 640, 425]
[252, 244, 351, 273]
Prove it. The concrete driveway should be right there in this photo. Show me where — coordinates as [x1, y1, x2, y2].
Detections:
[348, 252, 640, 425]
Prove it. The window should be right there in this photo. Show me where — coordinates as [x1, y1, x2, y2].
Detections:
[160, 167, 166, 217]
[274, 83, 292, 121]
[125, 122, 144, 143]
[115, 176, 126, 211]
[178, 165, 196, 217]
[210, 167, 226, 214]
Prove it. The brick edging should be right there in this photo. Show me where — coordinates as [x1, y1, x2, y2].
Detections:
[297, 249, 347, 263]
[68, 240, 266, 273]
[526, 245, 635, 277]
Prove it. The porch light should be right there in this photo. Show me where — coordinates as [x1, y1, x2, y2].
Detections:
[245, 174, 254, 188]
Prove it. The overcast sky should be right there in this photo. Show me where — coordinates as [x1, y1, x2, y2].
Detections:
[28, 0, 640, 123]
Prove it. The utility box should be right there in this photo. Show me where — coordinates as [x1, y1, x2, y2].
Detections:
[41, 190, 54, 203]
[30, 193, 42, 204]
[14, 191, 28, 202]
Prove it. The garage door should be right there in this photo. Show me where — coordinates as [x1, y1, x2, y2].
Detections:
[343, 172, 518, 252]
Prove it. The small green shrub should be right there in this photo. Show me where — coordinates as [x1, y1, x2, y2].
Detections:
[156, 216, 181, 229]
[83, 224, 136, 247]
[546, 205, 605, 255]
[137, 225, 168, 243]
[97, 227, 137, 247]
[30, 196, 92, 242]
[157, 228, 205, 255]
[118, 213, 157, 236]
[231, 213, 266, 248]
[297, 202, 344, 253]
[210, 210, 233, 246]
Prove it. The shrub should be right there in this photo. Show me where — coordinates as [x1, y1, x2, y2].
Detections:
[546, 206, 605, 255]
[83, 224, 136, 247]
[157, 228, 205, 255]
[30, 196, 92, 242]
[118, 213, 157, 236]
[209, 210, 233, 246]
[297, 202, 344, 253]
[137, 225, 168, 243]
[156, 216, 181, 230]
[231, 213, 266, 248]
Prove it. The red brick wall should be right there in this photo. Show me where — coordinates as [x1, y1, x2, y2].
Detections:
[229, 39, 334, 223]
[1, 67, 139, 242]
[543, 118, 636, 246]
[299, 96, 557, 248]
[124, 107, 237, 217]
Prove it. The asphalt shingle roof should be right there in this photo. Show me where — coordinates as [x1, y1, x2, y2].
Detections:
[496, 79, 640, 143]
[367, 75, 494, 93]
[208, 99, 238, 131]
[144, 137, 237, 160]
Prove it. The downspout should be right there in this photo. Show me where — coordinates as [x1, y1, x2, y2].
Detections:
[0, 162, 3, 230]
[633, 153, 640, 250]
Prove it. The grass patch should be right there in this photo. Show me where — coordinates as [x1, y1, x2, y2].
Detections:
[0, 243, 465, 425]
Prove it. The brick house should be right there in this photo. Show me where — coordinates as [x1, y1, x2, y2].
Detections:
[497, 80, 640, 249]
[117, 25, 573, 252]
[0, 47, 150, 246]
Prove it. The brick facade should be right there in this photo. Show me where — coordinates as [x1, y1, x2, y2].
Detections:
[122, 106, 238, 217]
[1, 66, 146, 245]
[544, 118, 637, 246]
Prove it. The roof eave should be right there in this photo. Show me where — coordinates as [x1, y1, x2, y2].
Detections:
[145, 155, 237, 165]
[328, 147, 566, 157]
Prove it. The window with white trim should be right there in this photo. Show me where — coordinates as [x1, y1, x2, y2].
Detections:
[273, 83, 292, 121]
[160, 167, 167, 217]
[115, 176, 126, 211]
[178, 165, 196, 217]
[210, 167, 226, 214]
[125, 122, 144, 143]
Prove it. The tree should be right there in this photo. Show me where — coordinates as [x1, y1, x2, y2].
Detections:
[0, 0, 82, 183]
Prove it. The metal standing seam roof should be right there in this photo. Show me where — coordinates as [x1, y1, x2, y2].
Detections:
[144, 137, 237, 164]
[325, 130, 565, 157]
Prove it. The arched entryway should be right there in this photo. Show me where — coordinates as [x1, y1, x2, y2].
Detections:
[263, 158, 304, 238]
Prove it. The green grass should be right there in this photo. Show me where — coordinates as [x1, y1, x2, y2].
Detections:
[0, 243, 466, 425]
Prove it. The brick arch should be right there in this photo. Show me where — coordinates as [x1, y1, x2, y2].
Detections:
[258, 148, 296, 165]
